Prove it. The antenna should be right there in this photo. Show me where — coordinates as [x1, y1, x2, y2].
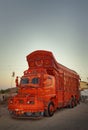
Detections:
[10, 72, 15, 96]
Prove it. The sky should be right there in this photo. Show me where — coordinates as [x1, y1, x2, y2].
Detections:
[0, 0, 88, 89]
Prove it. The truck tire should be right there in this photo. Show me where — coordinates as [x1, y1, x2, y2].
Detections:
[69, 98, 75, 108]
[44, 102, 55, 117]
[74, 98, 77, 106]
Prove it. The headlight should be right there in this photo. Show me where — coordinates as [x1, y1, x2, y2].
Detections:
[10, 99, 13, 104]
[27, 101, 34, 104]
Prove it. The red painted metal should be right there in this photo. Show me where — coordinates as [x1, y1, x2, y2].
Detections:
[8, 50, 80, 117]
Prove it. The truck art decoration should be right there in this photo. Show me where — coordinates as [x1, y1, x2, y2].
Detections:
[8, 50, 80, 118]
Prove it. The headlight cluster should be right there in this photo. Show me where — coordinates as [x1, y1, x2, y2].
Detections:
[10, 99, 13, 104]
[27, 100, 35, 104]
[9, 98, 35, 105]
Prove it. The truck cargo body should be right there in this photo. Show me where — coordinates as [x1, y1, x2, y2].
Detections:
[8, 50, 80, 117]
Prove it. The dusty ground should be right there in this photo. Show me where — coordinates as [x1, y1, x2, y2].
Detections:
[0, 102, 88, 130]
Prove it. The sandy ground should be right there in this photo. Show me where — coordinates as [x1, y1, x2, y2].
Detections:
[0, 102, 88, 130]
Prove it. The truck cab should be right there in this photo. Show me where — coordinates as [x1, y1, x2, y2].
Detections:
[8, 68, 56, 117]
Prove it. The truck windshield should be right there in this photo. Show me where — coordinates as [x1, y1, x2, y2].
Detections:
[32, 78, 39, 84]
[21, 78, 29, 84]
[21, 77, 40, 85]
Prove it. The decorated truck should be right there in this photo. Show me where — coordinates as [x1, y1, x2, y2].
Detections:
[8, 50, 80, 117]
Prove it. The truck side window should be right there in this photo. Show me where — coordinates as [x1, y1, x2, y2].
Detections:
[44, 76, 52, 87]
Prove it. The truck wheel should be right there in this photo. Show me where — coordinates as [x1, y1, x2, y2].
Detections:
[44, 102, 55, 117]
[74, 98, 77, 106]
[69, 98, 75, 108]
[48, 102, 55, 116]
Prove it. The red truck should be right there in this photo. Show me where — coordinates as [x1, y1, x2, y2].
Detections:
[8, 50, 80, 117]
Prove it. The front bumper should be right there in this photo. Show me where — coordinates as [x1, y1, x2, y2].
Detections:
[8, 100, 44, 117]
